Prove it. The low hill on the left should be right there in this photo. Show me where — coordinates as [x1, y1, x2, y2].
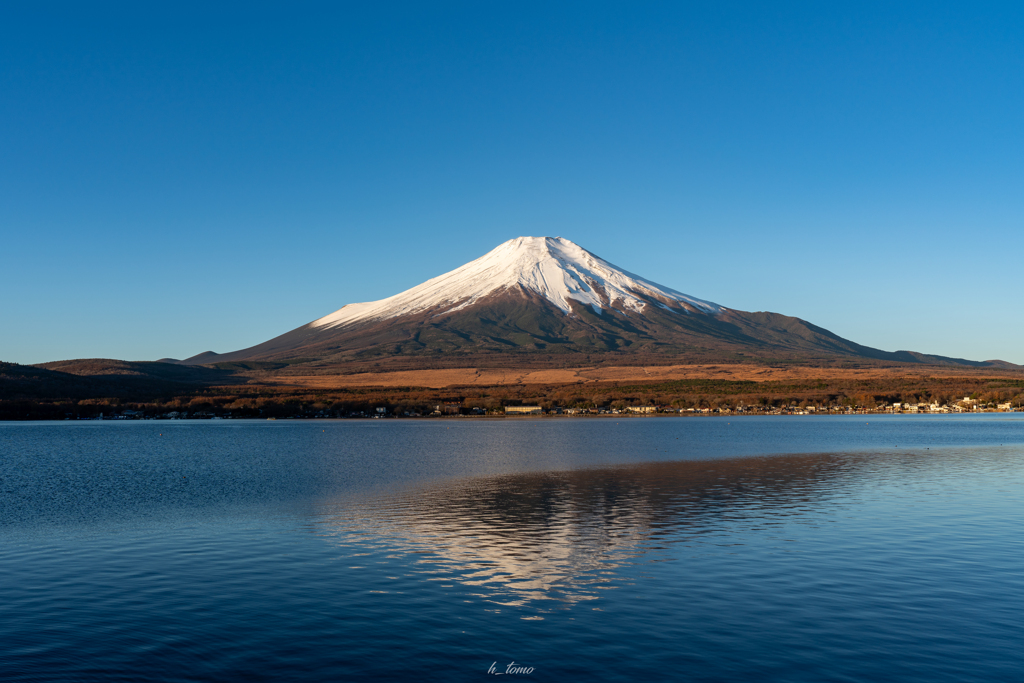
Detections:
[1, 360, 239, 404]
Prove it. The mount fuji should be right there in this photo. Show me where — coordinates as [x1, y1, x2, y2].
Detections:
[180, 237, 993, 369]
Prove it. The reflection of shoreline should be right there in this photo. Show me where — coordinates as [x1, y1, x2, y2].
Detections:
[308, 452, 920, 608]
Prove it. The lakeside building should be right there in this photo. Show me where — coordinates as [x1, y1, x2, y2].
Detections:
[505, 406, 543, 415]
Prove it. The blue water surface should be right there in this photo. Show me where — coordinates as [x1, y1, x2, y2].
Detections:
[1, 415, 1023, 681]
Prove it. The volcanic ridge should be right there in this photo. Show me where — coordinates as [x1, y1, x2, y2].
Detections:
[179, 236, 1004, 370]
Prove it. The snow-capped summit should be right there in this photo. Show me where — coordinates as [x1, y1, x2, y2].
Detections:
[312, 236, 723, 330]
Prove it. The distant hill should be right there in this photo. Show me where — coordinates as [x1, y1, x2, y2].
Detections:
[35, 359, 236, 384]
[1, 360, 238, 402]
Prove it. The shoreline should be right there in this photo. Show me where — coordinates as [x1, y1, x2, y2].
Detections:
[3, 410, 1020, 423]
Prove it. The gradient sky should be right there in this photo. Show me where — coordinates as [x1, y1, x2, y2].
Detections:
[2, 2, 1022, 365]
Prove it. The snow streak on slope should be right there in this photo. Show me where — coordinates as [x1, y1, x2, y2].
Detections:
[312, 236, 723, 330]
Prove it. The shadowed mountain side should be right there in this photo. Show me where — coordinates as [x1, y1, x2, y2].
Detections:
[181, 288, 1002, 370]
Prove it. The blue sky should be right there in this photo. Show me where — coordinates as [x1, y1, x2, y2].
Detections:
[2, 2, 1022, 365]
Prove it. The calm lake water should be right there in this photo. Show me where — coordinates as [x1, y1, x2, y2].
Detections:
[2, 415, 1023, 682]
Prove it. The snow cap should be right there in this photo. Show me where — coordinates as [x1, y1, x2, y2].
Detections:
[312, 236, 722, 329]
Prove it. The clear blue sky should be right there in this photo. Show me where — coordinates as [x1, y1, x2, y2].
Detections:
[2, 2, 1022, 365]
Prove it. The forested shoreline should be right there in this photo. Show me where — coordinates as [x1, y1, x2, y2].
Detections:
[3, 374, 1021, 420]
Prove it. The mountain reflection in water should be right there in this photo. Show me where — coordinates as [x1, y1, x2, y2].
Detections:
[311, 452, 876, 608]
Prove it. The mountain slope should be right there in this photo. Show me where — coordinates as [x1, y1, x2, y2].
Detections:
[180, 237, 1001, 369]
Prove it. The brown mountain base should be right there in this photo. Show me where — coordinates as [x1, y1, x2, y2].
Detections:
[257, 364, 1024, 390]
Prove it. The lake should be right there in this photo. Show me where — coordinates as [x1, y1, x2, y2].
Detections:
[2, 415, 1023, 681]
